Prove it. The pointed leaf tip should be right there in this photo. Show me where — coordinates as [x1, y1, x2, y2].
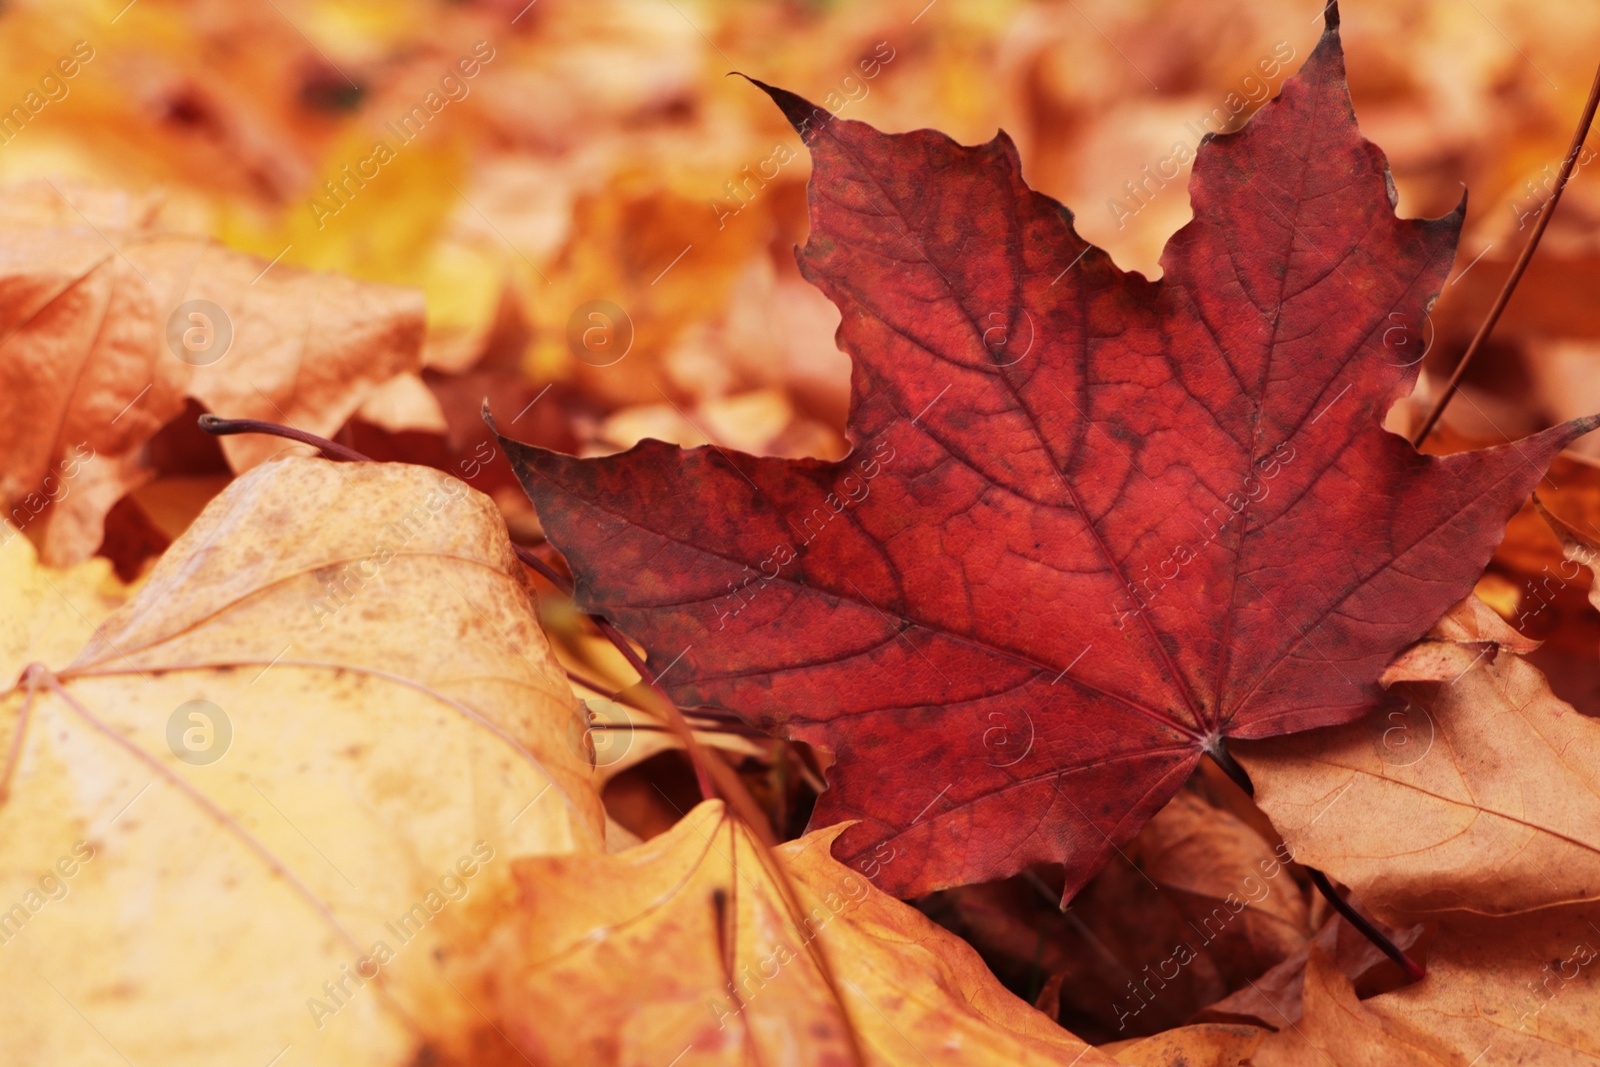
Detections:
[742, 76, 831, 139]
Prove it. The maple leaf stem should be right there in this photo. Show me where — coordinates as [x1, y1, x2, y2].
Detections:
[514, 545, 574, 593]
[1304, 867, 1427, 981]
[0, 665, 44, 805]
[1411, 56, 1600, 447]
[1210, 739, 1426, 982]
[1206, 736, 1254, 794]
[562, 665, 628, 701]
[196, 414, 370, 463]
[565, 664, 772, 734]
[502, 529, 735, 808]
[590, 614, 734, 816]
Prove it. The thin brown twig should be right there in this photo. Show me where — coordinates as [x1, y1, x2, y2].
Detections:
[591, 615, 778, 843]
[1209, 740, 1425, 980]
[562, 665, 628, 702]
[564, 666, 751, 730]
[510, 543, 746, 818]
[1412, 58, 1600, 447]
[198, 414, 369, 462]
[1305, 867, 1425, 981]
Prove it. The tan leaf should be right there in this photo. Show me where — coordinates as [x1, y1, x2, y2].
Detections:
[482, 800, 1122, 1066]
[0, 522, 135, 688]
[1195, 911, 1424, 1030]
[1252, 910, 1600, 1067]
[1135, 790, 1310, 984]
[0, 457, 602, 1067]
[923, 788, 1306, 1042]
[1381, 909, 1600, 1064]
[1247, 947, 1453, 1067]
[1535, 495, 1600, 615]
[1237, 597, 1600, 921]
[1106, 1022, 1264, 1066]
[0, 191, 424, 565]
[355, 371, 449, 435]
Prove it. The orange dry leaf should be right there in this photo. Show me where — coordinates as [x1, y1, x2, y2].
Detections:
[1195, 909, 1424, 1031]
[480, 800, 1124, 1066]
[1133, 790, 1309, 984]
[1376, 908, 1600, 1064]
[1536, 495, 1600, 615]
[1247, 947, 1453, 1067]
[1446, 434, 1600, 709]
[1237, 597, 1600, 921]
[925, 787, 1307, 1041]
[355, 372, 449, 436]
[1106, 1023, 1264, 1066]
[1253, 909, 1600, 1067]
[0, 458, 601, 1067]
[0, 184, 424, 565]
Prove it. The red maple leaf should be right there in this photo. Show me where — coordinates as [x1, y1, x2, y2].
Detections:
[495, 8, 1595, 900]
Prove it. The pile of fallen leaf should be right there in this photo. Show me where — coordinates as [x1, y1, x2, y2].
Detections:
[2, 1, 1599, 1065]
